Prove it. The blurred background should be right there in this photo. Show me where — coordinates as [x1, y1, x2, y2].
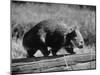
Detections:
[11, 1, 96, 59]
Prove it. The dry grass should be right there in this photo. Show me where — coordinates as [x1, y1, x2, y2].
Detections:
[11, 39, 27, 59]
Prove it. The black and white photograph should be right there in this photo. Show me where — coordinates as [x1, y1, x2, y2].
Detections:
[11, 0, 96, 74]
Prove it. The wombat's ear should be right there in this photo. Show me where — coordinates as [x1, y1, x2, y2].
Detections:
[68, 25, 78, 33]
[68, 27, 73, 33]
[73, 25, 78, 29]
[68, 26, 74, 33]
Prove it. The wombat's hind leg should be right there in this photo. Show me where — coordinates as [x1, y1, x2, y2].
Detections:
[27, 48, 36, 58]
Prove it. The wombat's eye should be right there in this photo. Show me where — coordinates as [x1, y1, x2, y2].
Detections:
[80, 41, 83, 44]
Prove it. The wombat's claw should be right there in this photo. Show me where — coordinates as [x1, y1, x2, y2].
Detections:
[27, 55, 35, 58]
[71, 52, 76, 54]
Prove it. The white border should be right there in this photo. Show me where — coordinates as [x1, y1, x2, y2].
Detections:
[17, 0, 97, 5]
[0, 0, 99, 75]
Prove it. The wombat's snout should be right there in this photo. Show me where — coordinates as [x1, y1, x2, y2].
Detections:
[78, 45, 83, 48]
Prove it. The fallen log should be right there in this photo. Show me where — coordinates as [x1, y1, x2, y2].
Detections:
[12, 53, 96, 74]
